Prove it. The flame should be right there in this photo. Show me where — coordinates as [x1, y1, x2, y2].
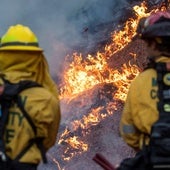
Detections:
[112, 62, 140, 101]
[62, 136, 88, 161]
[71, 106, 106, 131]
[60, 2, 168, 101]
[58, 127, 88, 161]
[60, 52, 109, 99]
[59, 2, 151, 101]
[58, 2, 148, 162]
[57, 2, 169, 166]
[102, 2, 151, 58]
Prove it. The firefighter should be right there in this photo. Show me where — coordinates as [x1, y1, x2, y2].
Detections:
[0, 24, 61, 170]
[120, 11, 170, 151]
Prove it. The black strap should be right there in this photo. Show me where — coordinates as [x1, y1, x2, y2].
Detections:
[15, 96, 47, 163]
[0, 102, 11, 158]
[0, 79, 47, 163]
[145, 61, 170, 115]
[156, 62, 170, 117]
[35, 138, 47, 163]
[14, 138, 47, 164]
[0, 42, 39, 48]
[13, 139, 36, 162]
[16, 96, 37, 135]
[20, 80, 48, 162]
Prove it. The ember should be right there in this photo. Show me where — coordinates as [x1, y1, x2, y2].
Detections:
[38, 1, 170, 170]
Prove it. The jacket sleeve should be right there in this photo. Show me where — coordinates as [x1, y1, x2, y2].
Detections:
[26, 88, 61, 151]
[42, 94, 61, 150]
[119, 83, 141, 150]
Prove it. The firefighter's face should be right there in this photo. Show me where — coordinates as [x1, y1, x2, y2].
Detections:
[146, 41, 161, 58]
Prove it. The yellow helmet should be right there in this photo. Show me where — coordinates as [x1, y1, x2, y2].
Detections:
[0, 24, 43, 51]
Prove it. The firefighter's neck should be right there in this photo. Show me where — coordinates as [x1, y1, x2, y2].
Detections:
[147, 43, 161, 58]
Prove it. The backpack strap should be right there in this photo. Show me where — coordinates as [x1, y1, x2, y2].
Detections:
[14, 96, 47, 163]
[0, 79, 47, 164]
[148, 62, 170, 167]
[156, 62, 170, 116]
[145, 60, 170, 115]
[0, 101, 11, 162]
[16, 96, 37, 135]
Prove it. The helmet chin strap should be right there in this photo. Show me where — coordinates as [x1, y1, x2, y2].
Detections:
[147, 54, 169, 62]
[160, 52, 170, 57]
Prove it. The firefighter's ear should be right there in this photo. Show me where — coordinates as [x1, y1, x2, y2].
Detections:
[0, 86, 4, 95]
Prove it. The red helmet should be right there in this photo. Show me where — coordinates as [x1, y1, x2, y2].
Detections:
[138, 11, 170, 39]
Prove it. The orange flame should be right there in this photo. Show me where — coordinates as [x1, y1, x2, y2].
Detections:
[58, 2, 169, 164]
[62, 136, 88, 161]
[58, 128, 88, 161]
[59, 2, 151, 101]
[58, 3, 149, 162]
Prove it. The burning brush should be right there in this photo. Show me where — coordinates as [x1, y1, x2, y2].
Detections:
[41, 1, 170, 170]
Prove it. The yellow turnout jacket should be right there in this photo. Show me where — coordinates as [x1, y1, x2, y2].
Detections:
[0, 51, 61, 164]
[120, 56, 170, 150]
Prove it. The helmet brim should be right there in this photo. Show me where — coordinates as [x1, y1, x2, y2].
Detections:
[141, 22, 170, 38]
[0, 45, 43, 51]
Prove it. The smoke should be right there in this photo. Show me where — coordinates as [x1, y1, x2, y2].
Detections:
[0, 0, 131, 77]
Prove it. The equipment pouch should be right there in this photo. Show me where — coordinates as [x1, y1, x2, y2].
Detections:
[117, 150, 151, 170]
[149, 121, 170, 166]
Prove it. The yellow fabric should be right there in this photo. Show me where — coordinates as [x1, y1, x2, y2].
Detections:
[6, 88, 60, 164]
[0, 51, 57, 97]
[0, 50, 61, 164]
[120, 56, 170, 150]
